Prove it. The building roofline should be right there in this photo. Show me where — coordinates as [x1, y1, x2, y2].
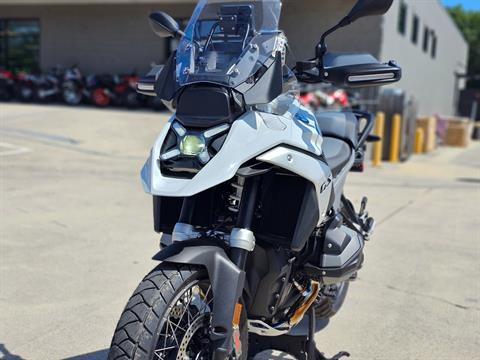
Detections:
[437, 0, 468, 45]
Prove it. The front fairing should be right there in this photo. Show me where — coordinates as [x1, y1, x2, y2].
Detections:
[141, 100, 322, 198]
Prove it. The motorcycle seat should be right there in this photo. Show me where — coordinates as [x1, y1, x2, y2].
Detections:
[315, 111, 359, 149]
[322, 137, 352, 178]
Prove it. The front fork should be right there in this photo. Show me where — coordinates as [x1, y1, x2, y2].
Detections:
[174, 176, 260, 360]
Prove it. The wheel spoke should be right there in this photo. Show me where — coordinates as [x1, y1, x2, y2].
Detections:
[167, 319, 180, 347]
[154, 346, 176, 359]
[154, 280, 216, 360]
[176, 288, 196, 328]
[199, 285, 212, 314]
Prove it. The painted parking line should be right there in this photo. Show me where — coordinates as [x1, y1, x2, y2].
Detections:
[0, 142, 32, 156]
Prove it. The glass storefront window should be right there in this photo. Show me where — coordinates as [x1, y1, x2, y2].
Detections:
[0, 19, 40, 72]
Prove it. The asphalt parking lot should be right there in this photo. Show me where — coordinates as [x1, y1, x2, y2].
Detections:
[1, 103, 479, 360]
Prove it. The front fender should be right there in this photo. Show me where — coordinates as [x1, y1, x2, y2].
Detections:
[153, 240, 245, 357]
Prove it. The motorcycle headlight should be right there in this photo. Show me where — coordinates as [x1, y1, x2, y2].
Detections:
[179, 135, 206, 156]
[159, 121, 231, 178]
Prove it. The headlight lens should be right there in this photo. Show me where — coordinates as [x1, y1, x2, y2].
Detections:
[179, 135, 206, 156]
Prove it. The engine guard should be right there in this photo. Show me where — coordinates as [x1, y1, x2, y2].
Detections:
[152, 239, 245, 359]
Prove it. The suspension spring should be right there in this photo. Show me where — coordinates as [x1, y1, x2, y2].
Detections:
[228, 176, 245, 213]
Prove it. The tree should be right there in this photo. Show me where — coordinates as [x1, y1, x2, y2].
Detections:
[448, 5, 480, 89]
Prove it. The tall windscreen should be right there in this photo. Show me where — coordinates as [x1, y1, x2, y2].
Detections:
[176, 0, 282, 87]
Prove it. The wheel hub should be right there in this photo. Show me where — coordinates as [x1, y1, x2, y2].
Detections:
[154, 283, 213, 360]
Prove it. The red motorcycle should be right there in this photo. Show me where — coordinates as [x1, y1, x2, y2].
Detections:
[298, 86, 351, 112]
[88, 74, 145, 108]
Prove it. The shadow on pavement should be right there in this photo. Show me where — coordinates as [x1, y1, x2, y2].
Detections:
[0, 344, 26, 360]
[63, 349, 108, 360]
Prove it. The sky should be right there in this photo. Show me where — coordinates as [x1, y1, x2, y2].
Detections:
[442, 0, 480, 10]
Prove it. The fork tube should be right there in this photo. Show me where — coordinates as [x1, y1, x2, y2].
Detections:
[230, 176, 260, 269]
[236, 177, 259, 230]
[230, 247, 249, 270]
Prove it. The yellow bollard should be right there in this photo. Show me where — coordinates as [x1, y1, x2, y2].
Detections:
[389, 114, 401, 163]
[372, 112, 385, 167]
[414, 127, 425, 154]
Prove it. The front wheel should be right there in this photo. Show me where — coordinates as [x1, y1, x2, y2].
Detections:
[123, 89, 141, 109]
[108, 264, 247, 360]
[63, 82, 83, 105]
[16, 85, 34, 102]
[91, 88, 111, 107]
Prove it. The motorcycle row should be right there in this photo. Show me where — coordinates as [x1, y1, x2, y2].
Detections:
[298, 85, 363, 112]
[0, 66, 166, 111]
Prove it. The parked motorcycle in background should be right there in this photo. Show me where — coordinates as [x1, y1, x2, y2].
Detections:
[299, 85, 353, 112]
[108, 0, 401, 359]
[33, 66, 64, 103]
[114, 74, 146, 109]
[86, 73, 147, 108]
[148, 95, 167, 111]
[0, 69, 15, 101]
[1, 66, 166, 111]
[62, 66, 84, 106]
[14, 71, 37, 102]
[85, 74, 114, 107]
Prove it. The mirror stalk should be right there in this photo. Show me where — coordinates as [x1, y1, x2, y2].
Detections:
[149, 11, 184, 39]
[316, 16, 350, 76]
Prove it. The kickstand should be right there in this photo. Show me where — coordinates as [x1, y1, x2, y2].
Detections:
[308, 306, 350, 360]
[308, 306, 317, 359]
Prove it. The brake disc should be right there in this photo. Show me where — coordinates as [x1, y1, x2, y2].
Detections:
[176, 314, 207, 360]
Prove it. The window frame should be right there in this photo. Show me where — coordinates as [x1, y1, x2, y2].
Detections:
[0, 18, 41, 72]
[411, 14, 419, 45]
[397, 0, 408, 36]
[430, 31, 437, 59]
[422, 25, 430, 53]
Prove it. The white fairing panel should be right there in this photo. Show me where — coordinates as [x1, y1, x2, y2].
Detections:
[141, 100, 332, 221]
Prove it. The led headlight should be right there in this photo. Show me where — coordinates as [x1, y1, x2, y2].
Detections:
[160, 122, 231, 174]
[179, 135, 206, 156]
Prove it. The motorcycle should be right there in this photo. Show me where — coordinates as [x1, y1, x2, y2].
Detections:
[62, 66, 84, 105]
[108, 0, 401, 359]
[0, 69, 15, 101]
[34, 66, 64, 102]
[148, 96, 167, 111]
[85, 74, 116, 107]
[14, 71, 37, 102]
[299, 86, 351, 112]
[86, 73, 146, 108]
[114, 74, 147, 109]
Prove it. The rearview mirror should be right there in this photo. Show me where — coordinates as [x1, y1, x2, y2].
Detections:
[149, 12, 183, 38]
[345, 0, 394, 23]
[315, 0, 394, 64]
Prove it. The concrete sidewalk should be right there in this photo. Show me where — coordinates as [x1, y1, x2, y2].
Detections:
[1, 104, 479, 360]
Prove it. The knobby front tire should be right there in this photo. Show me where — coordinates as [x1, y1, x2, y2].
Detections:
[107, 263, 247, 360]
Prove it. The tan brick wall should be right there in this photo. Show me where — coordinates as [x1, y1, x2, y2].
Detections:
[0, 3, 195, 74]
[0, 1, 384, 74]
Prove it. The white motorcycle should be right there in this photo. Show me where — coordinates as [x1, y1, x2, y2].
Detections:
[108, 0, 401, 359]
